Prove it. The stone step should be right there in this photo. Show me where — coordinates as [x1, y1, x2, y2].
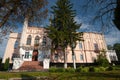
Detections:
[18, 61, 43, 71]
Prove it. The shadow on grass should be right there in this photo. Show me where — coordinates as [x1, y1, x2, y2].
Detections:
[48, 72, 120, 80]
[21, 74, 51, 80]
[21, 74, 37, 80]
[80, 72, 120, 78]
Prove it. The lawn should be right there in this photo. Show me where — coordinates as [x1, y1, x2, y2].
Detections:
[0, 70, 120, 80]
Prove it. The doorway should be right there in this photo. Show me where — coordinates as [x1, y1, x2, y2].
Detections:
[32, 50, 38, 61]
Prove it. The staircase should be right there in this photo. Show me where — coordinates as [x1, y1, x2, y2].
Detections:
[18, 61, 43, 71]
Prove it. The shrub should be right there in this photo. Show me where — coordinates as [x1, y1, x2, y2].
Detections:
[96, 49, 109, 67]
[94, 67, 100, 72]
[89, 66, 95, 72]
[97, 58, 109, 67]
[81, 67, 89, 72]
[76, 67, 82, 72]
[49, 67, 57, 72]
[99, 67, 105, 71]
[113, 65, 120, 70]
[65, 67, 75, 73]
[56, 68, 65, 72]
[106, 66, 114, 71]
[4, 58, 10, 71]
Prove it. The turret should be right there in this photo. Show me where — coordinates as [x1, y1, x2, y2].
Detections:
[20, 17, 28, 46]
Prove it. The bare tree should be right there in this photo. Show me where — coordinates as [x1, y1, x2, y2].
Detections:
[0, 0, 48, 42]
[81, 0, 120, 31]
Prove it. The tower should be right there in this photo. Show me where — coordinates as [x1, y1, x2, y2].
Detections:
[20, 17, 28, 47]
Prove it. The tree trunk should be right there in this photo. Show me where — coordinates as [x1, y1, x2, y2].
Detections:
[64, 49, 67, 68]
[71, 47, 76, 69]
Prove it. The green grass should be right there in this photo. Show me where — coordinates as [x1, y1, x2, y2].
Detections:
[0, 70, 120, 80]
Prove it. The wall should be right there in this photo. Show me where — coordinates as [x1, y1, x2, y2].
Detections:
[2, 33, 21, 63]
[51, 32, 110, 63]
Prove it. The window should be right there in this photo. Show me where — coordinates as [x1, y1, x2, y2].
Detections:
[94, 43, 99, 50]
[14, 40, 19, 49]
[110, 55, 117, 61]
[80, 54, 84, 60]
[72, 54, 76, 61]
[79, 42, 82, 49]
[42, 36, 46, 46]
[54, 54, 58, 60]
[34, 36, 40, 46]
[92, 57, 96, 62]
[26, 35, 32, 45]
[24, 52, 29, 59]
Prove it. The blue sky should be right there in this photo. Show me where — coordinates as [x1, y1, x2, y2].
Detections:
[0, 0, 120, 57]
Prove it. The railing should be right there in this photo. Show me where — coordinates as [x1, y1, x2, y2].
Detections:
[12, 58, 24, 69]
[20, 44, 51, 50]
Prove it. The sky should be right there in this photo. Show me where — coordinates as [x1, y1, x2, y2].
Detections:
[0, 0, 120, 58]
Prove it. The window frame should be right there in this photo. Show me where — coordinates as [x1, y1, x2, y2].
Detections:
[24, 52, 29, 59]
[80, 54, 84, 60]
[26, 35, 32, 45]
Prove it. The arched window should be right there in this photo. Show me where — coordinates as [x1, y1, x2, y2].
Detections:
[26, 35, 32, 45]
[14, 40, 19, 49]
[34, 36, 40, 46]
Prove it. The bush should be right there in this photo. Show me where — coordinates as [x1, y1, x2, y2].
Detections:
[81, 67, 89, 72]
[106, 66, 114, 71]
[65, 67, 75, 73]
[56, 68, 65, 72]
[113, 65, 120, 70]
[4, 58, 10, 71]
[97, 58, 109, 67]
[89, 66, 95, 72]
[49, 67, 57, 72]
[98, 67, 106, 71]
[76, 67, 82, 72]
[94, 67, 100, 72]
[96, 49, 109, 67]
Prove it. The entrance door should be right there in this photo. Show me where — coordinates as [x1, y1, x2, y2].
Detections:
[32, 50, 38, 61]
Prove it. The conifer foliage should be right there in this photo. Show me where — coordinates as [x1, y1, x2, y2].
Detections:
[4, 58, 10, 71]
[47, 0, 83, 68]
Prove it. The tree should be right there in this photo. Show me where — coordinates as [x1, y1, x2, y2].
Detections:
[47, 0, 83, 69]
[113, 43, 120, 61]
[0, 57, 2, 64]
[68, 32, 83, 69]
[81, 0, 120, 31]
[107, 45, 113, 50]
[96, 49, 109, 67]
[0, 0, 48, 42]
[4, 58, 10, 71]
[113, 0, 120, 30]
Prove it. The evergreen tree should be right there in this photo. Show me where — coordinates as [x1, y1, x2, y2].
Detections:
[113, 43, 120, 61]
[47, 0, 83, 69]
[4, 58, 10, 71]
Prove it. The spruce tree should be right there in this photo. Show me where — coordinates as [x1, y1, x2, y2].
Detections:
[47, 0, 83, 68]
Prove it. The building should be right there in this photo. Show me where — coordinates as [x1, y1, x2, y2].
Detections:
[2, 19, 116, 70]
[107, 50, 118, 62]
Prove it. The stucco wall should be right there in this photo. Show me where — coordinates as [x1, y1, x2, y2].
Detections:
[51, 32, 109, 63]
[2, 33, 21, 63]
[3, 27, 110, 64]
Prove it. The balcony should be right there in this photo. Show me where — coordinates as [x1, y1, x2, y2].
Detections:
[20, 44, 51, 50]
